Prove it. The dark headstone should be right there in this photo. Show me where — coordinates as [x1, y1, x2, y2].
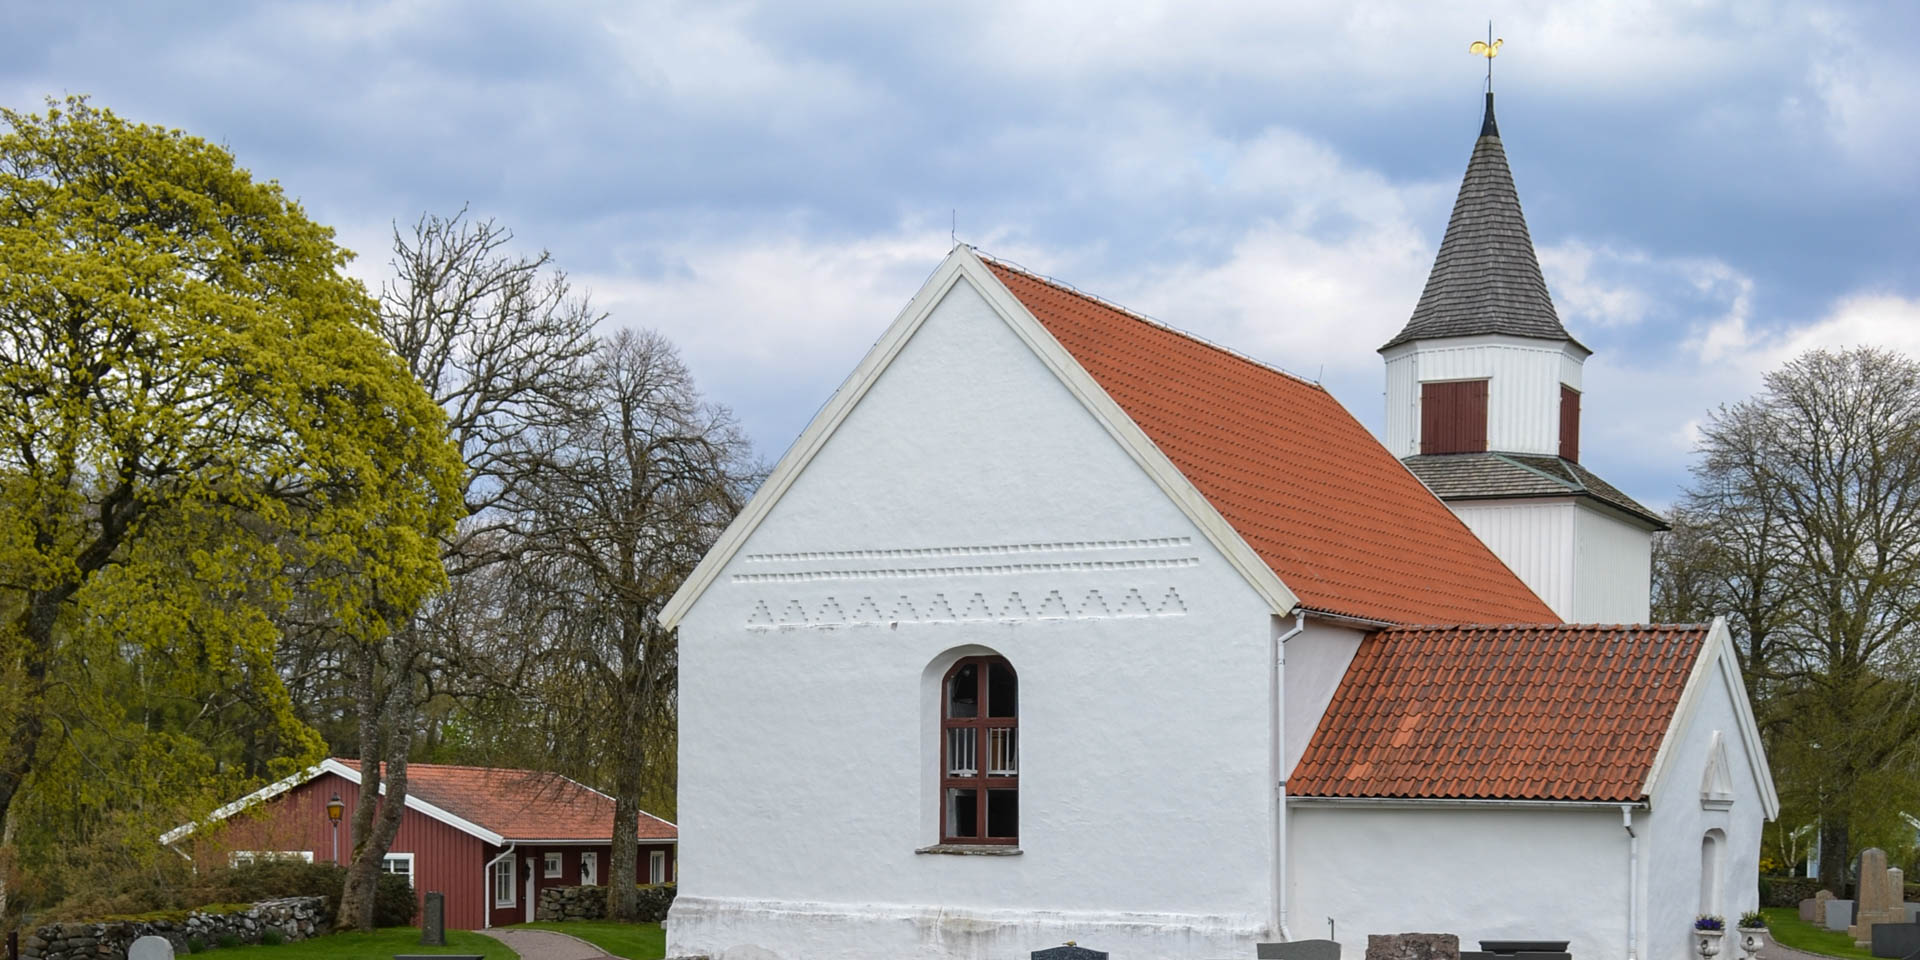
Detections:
[1033, 946, 1107, 960]
[1870, 922, 1920, 960]
[419, 892, 445, 947]
[1259, 939, 1342, 960]
[1802, 899, 1820, 923]
[1478, 943, 1569, 954]
[1366, 933, 1460, 960]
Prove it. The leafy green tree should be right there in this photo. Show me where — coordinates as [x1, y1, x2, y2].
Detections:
[0, 98, 462, 911]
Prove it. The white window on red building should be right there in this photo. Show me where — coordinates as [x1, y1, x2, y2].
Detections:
[492, 858, 515, 907]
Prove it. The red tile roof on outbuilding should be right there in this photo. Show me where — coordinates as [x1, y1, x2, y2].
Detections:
[1289, 623, 1711, 801]
[983, 257, 1557, 626]
[337, 760, 675, 842]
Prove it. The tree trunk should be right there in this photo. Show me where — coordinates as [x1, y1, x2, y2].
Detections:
[607, 654, 649, 921]
[1818, 815, 1852, 895]
[337, 647, 416, 930]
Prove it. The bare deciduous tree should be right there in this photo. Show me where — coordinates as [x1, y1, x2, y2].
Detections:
[335, 209, 599, 929]
[1670, 347, 1920, 888]
[510, 329, 755, 919]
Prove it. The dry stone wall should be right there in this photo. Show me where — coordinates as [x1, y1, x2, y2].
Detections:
[537, 884, 677, 923]
[20, 896, 326, 960]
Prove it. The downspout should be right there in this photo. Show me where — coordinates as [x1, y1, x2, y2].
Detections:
[482, 844, 517, 930]
[1272, 608, 1307, 941]
[1620, 806, 1638, 960]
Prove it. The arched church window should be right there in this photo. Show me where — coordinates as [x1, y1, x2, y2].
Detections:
[942, 656, 1018, 844]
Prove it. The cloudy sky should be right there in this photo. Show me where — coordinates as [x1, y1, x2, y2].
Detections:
[7, 1, 1919, 508]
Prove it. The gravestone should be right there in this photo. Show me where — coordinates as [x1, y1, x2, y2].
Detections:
[1870, 922, 1920, 960]
[128, 935, 175, 960]
[1827, 902, 1856, 932]
[420, 892, 446, 946]
[1032, 946, 1107, 960]
[1807, 889, 1835, 925]
[1851, 849, 1908, 947]
[1366, 933, 1460, 960]
[1259, 939, 1342, 960]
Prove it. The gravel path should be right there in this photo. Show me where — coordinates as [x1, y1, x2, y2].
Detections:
[482, 927, 619, 960]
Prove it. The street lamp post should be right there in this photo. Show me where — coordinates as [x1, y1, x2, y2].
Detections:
[326, 794, 344, 863]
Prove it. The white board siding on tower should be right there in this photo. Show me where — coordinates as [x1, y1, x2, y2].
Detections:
[1571, 502, 1653, 624]
[1381, 335, 1585, 458]
[669, 275, 1277, 960]
[1446, 499, 1576, 619]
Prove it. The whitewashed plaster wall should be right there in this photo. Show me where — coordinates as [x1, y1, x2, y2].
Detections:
[1642, 656, 1768, 960]
[1288, 804, 1631, 960]
[1283, 622, 1364, 775]
[1570, 502, 1654, 624]
[669, 277, 1279, 960]
[1381, 335, 1587, 458]
[1448, 499, 1576, 617]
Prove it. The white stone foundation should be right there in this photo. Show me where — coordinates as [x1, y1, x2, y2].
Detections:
[665, 895, 1264, 960]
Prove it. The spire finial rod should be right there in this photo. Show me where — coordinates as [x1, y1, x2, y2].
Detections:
[1469, 25, 1503, 93]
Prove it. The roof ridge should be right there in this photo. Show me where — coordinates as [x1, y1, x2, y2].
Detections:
[1491, 452, 1582, 492]
[333, 757, 582, 778]
[976, 249, 1327, 393]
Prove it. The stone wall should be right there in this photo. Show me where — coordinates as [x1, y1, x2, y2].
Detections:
[21, 896, 327, 960]
[538, 884, 676, 923]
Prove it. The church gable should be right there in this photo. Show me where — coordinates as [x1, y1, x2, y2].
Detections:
[666, 252, 1288, 635]
[663, 248, 1300, 630]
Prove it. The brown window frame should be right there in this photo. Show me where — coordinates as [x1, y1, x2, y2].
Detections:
[1559, 384, 1581, 462]
[1420, 378, 1489, 455]
[940, 656, 1018, 845]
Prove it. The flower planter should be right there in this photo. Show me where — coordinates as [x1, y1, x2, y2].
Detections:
[1737, 927, 1765, 960]
[1696, 928, 1725, 960]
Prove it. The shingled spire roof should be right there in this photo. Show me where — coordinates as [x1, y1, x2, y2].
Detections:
[1382, 93, 1582, 351]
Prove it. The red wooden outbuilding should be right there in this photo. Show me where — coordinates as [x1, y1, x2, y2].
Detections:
[161, 759, 676, 929]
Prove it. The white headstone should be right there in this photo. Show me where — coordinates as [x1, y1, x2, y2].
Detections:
[128, 935, 175, 960]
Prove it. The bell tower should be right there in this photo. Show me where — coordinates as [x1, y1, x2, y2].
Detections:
[1384, 87, 1666, 623]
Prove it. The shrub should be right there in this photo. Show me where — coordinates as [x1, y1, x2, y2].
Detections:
[262, 927, 286, 946]
[216, 933, 241, 949]
[187, 937, 207, 954]
[633, 883, 677, 923]
[212, 860, 348, 920]
[373, 873, 418, 927]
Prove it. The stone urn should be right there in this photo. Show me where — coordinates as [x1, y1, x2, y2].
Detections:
[1696, 928, 1725, 960]
[1737, 926, 1765, 960]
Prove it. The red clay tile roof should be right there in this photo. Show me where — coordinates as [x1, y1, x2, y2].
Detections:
[338, 760, 675, 842]
[983, 257, 1557, 625]
[1289, 623, 1711, 801]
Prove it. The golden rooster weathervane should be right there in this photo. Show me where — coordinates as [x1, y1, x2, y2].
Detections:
[1470, 22, 1503, 91]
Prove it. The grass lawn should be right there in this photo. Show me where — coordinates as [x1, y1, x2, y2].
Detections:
[520, 920, 667, 959]
[212, 928, 512, 960]
[1762, 906, 1876, 960]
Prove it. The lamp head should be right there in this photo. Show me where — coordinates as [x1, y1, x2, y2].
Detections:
[326, 794, 344, 825]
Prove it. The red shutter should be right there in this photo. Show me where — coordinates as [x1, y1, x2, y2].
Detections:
[1559, 385, 1580, 462]
[1420, 380, 1489, 455]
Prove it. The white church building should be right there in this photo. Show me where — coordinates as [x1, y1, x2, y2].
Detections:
[661, 92, 1777, 960]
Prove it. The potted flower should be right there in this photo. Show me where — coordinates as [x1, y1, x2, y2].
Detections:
[1737, 911, 1768, 960]
[1696, 915, 1727, 960]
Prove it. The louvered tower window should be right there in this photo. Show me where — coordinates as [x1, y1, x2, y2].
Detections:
[1559, 385, 1581, 462]
[1420, 379, 1489, 454]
